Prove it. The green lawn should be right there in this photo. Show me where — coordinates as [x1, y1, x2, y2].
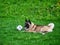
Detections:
[0, 0, 60, 45]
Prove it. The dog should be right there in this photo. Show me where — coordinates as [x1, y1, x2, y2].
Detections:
[24, 19, 54, 35]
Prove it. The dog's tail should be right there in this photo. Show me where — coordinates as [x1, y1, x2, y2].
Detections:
[48, 23, 54, 30]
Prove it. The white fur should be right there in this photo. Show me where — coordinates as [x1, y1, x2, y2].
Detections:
[42, 33, 45, 35]
[48, 29, 53, 32]
[48, 23, 54, 32]
[17, 25, 23, 30]
[48, 23, 54, 29]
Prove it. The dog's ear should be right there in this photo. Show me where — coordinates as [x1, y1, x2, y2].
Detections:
[28, 19, 31, 24]
[25, 19, 28, 22]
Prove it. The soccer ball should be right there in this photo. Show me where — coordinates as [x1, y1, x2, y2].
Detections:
[17, 25, 23, 30]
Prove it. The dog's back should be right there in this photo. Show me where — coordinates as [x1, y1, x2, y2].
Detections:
[29, 25, 54, 33]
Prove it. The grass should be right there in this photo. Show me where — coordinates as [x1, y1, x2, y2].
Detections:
[0, 0, 60, 45]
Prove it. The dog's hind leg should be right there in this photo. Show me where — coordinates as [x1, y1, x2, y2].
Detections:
[42, 33, 45, 35]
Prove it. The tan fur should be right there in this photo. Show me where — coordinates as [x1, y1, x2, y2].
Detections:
[26, 23, 54, 34]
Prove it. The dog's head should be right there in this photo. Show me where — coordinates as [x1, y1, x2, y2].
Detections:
[24, 19, 31, 29]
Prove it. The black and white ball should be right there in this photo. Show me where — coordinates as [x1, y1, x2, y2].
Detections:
[17, 25, 23, 30]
